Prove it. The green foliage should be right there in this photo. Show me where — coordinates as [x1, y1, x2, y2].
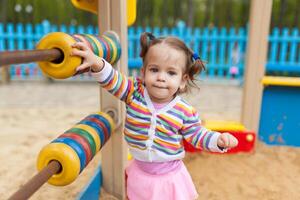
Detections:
[0, 0, 97, 25]
[134, 0, 298, 28]
[0, 0, 298, 28]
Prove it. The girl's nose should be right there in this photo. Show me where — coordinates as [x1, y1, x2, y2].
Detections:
[157, 72, 166, 81]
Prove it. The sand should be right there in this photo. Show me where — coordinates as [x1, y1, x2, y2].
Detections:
[1, 80, 300, 200]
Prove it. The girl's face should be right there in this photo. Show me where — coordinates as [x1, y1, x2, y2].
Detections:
[142, 43, 188, 103]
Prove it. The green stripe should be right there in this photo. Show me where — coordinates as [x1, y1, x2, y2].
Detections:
[191, 129, 203, 145]
[111, 72, 123, 94]
[84, 34, 99, 56]
[153, 142, 182, 155]
[126, 123, 147, 133]
[102, 36, 113, 62]
[127, 107, 149, 119]
[202, 132, 208, 150]
[155, 130, 179, 140]
[65, 128, 97, 156]
[157, 118, 175, 132]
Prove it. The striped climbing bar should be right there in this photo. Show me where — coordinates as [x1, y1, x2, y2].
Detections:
[8, 112, 115, 200]
[0, 31, 121, 79]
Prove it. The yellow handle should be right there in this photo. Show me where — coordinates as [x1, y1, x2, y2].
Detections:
[71, 0, 137, 26]
[262, 76, 300, 87]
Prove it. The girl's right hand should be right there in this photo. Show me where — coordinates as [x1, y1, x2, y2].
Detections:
[71, 42, 104, 74]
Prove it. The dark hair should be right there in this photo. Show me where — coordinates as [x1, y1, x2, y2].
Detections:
[139, 32, 205, 93]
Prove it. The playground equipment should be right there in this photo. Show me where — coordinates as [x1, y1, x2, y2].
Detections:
[0, 0, 130, 199]
[184, 121, 256, 153]
[3, 0, 294, 199]
[0, 31, 121, 79]
[259, 76, 300, 146]
[240, 0, 299, 148]
[179, 9, 269, 154]
[206, 0, 300, 151]
[70, 0, 136, 26]
[185, 0, 279, 154]
[8, 112, 115, 199]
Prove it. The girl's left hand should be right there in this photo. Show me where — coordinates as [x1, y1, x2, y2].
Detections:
[217, 133, 238, 149]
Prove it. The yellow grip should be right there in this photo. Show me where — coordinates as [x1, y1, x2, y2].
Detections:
[71, 0, 137, 26]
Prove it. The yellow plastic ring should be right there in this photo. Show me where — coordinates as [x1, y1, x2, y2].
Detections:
[102, 35, 117, 65]
[86, 34, 104, 58]
[95, 111, 115, 132]
[36, 32, 82, 79]
[36, 143, 80, 186]
[73, 123, 101, 152]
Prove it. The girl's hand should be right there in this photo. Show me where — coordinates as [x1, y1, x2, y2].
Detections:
[71, 42, 104, 74]
[217, 133, 238, 150]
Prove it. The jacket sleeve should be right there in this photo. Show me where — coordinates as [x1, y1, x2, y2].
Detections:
[91, 59, 135, 104]
[180, 108, 225, 153]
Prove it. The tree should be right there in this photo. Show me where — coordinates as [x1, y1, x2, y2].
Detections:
[0, 0, 298, 28]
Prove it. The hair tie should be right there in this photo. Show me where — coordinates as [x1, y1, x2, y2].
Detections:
[192, 53, 200, 61]
[147, 32, 155, 40]
[145, 32, 155, 45]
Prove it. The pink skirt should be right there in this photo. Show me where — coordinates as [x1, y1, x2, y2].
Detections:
[126, 160, 198, 200]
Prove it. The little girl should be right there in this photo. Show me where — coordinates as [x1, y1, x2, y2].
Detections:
[71, 32, 238, 200]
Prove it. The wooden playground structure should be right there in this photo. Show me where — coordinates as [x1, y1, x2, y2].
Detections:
[0, 0, 299, 199]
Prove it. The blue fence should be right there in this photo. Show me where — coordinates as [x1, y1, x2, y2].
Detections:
[0, 21, 299, 81]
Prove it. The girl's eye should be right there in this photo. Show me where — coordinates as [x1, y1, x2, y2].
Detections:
[168, 71, 177, 76]
[149, 68, 158, 72]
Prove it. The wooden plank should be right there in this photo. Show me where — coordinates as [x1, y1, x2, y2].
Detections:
[98, 0, 110, 35]
[98, 0, 128, 199]
[1, 65, 10, 84]
[241, 0, 273, 132]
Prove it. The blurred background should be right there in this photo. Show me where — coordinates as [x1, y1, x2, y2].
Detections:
[1, 1, 300, 199]
[0, 0, 299, 28]
[0, 0, 299, 82]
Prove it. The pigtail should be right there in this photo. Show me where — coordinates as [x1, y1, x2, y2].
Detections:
[139, 32, 156, 59]
[188, 52, 206, 81]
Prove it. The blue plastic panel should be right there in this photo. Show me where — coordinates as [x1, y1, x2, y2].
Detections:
[259, 85, 300, 146]
[77, 165, 102, 200]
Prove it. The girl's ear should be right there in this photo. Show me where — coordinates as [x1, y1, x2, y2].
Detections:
[140, 67, 145, 80]
[179, 74, 188, 92]
[179, 74, 189, 89]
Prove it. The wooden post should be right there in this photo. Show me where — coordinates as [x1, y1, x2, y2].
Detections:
[1, 65, 10, 84]
[241, 0, 273, 132]
[98, 0, 128, 199]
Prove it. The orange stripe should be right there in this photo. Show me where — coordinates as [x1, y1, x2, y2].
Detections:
[130, 101, 151, 114]
[124, 130, 148, 140]
[176, 103, 194, 116]
[126, 79, 135, 102]
[156, 125, 165, 132]
[104, 72, 118, 90]
[155, 138, 181, 148]
[156, 125, 175, 137]
[115, 75, 127, 97]
[128, 143, 146, 150]
[126, 117, 149, 127]
[159, 114, 181, 129]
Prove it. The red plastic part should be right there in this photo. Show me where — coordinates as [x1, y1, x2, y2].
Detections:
[183, 130, 256, 154]
[85, 117, 110, 141]
[59, 132, 93, 165]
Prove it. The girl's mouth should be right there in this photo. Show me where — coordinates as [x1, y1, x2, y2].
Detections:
[153, 85, 168, 89]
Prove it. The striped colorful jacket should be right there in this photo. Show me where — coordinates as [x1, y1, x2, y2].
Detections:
[92, 60, 223, 162]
